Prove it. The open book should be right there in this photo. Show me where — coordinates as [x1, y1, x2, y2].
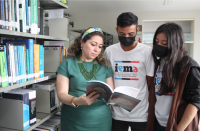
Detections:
[86, 80, 141, 112]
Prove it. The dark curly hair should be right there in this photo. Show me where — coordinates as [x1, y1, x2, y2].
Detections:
[68, 27, 109, 66]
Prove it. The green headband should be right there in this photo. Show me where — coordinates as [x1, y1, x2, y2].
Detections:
[82, 28, 103, 39]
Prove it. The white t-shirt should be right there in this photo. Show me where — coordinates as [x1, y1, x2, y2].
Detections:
[104, 42, 155, 122]
[155, 59, 174, 127]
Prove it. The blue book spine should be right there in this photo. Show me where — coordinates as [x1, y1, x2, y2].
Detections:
[1, 0, 5, 29]
[14, 46, 19, 84]
[39, 45, 43, 78]
[17, 46, 22, 83]
[3, 39, 34, 80]
[2, 92, 30, 130]
[25, 0, 29, 33]
[21, 46, 25, 83]
[3, 46, 8, 86]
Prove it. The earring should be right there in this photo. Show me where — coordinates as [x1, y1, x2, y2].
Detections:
[81, 47, 82, 49]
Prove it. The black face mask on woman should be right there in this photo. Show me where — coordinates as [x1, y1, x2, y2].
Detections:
[153, 43, 168, 57]
[118, 36, 135, 46]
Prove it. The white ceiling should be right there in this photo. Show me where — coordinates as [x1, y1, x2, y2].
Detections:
[65, 0, 200, 16]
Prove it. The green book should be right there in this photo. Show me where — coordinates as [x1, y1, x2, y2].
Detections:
[30, 0, 38, 34]
[0, 51, 8, 87]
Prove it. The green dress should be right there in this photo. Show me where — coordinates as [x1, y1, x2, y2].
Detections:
[56, 57, 113, 131]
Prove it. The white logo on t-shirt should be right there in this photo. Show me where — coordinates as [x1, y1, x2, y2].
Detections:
[114, 61, 139, 80]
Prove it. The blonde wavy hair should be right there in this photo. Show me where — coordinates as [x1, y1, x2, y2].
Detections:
[68, 27, 109, 67]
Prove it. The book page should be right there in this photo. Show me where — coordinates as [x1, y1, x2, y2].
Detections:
[87, 80, 113, 103]
[114, 86, 140, 98]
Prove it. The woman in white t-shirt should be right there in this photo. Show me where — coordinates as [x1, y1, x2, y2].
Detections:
[146, 22, 200, 131]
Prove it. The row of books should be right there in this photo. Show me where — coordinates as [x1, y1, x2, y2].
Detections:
[0, 80, 60, 130]
[32, 115, 61, 131]
[0, 0, 39, 34]
[0, 39, 43, 87]
[0, 38, 67, 88]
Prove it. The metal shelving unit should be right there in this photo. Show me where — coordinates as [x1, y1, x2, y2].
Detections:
[0, 0, 67, 130]
[40, 0, 68, 10]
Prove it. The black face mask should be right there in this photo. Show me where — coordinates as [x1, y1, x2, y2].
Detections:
[153, 43, 168, 57]
[118, 36, 135, 46]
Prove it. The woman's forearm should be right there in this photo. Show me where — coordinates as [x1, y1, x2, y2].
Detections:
[58, 92, 74, 106]
[177, 104, 198, 131]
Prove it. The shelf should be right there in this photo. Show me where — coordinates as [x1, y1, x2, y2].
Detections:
[0, 109, 59, 131]
[142, 41, 194, 44]
[0, 29, 68, 41]
[40, 0, 68, 10]
[0, 73, 56, 93]
[143, 19, 194, 22]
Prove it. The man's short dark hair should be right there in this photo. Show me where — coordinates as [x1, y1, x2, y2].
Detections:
[117, 12, 138, 28]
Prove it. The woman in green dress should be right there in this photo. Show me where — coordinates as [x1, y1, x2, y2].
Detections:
[56, 27, 114, 131]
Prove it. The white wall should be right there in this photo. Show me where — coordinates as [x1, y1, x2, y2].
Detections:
[68, 10, 200, 64]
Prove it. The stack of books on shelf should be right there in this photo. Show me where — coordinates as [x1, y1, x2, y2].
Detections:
[0, 39, 44, 88]
[33, 115, 61, 131]
[0, 0, 39, 34]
